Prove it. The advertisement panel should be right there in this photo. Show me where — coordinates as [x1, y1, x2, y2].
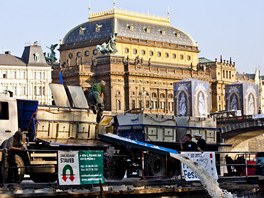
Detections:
[181, 152, 218, 181]
[58, 150, 104, 185]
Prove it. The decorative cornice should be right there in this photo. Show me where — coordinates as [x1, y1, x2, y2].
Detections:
[89, 9, 170, 26]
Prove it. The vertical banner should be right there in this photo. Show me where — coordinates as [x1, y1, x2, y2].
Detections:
[58, 150, 104, 185]
[181, 152, 218, 181]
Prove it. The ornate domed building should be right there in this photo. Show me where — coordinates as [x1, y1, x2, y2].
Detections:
[55, 9, 213, 114]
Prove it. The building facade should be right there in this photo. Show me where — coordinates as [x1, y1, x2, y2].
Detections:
[56, 9, 214, 114]
[198, 57, 237, 112]
[55, 8, 260, 115]
[245, 68, 264, 113]
[0, 42, 52, 105]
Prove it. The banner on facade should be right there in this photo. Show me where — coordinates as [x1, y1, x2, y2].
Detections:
[180, 152, 218, 181]
[58, 150, 104, 185]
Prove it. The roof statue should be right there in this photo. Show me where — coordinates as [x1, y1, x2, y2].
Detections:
[45, 44, 58, 64]
[96, 33, 118, 55]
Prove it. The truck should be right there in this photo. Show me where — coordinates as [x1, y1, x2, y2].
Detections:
[0, 84, 219, 183]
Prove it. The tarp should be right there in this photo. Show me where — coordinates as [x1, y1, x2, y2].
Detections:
[99, 133, 178, 155]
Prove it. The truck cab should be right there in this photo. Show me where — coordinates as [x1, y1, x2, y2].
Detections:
[0, 97, 21, 144]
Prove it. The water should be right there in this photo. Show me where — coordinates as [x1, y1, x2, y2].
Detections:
[170, 153, 233, 198]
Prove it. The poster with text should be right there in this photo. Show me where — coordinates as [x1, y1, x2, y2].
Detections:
[58, 150, 104, 185]
[180, 152, 218, 181]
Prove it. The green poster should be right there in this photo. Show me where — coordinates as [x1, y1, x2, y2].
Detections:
[78, 150, 105, 184]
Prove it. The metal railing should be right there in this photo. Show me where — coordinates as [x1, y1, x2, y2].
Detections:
[214, 151, 259, 177]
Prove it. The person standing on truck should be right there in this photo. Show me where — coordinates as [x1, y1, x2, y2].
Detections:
[1, 131, 25, 183]
[194, 133, 208, 152]
[28, 112, 40, 142]
[88, 80, 106, 123]
[180, 134, 198, 151]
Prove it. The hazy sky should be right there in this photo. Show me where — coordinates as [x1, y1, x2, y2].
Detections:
[1, 0, 263, 74]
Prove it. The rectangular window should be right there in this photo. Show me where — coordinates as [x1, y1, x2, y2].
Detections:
[21, 71, 25, 79]
[12, 86, 17, 95]
[139, 100, 143, 108]
[34, 86, 37, 95]
[146, 100, 150, 108]
[11, 71, 16, 79]
[3, 71, 7, 78]
[21, 86, 26, 95]
[168, 102, 173, 111]
[0, 102, 9, 120]
[160, 101, 165, 109]
[132, 100, 135, 109]
[152, 101, 157, 109]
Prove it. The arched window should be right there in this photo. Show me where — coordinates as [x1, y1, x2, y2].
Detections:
[160, 93, 166, 98]
[117, 100, 121, 110]
[84, 50, 89, 57]
[168, 93, 173, 98]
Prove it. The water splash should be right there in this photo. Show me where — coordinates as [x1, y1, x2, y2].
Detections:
[170, 153, 233, 198]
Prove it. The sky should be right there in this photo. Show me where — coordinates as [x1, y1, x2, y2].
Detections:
[0, 0, 264, 74]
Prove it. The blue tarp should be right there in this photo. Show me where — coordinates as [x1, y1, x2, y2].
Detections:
[99, 133, 178, 155]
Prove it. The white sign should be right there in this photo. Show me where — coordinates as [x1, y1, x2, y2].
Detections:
[181, 152, 218, 181]
[58, 150, 104, 185]
[58, 151, 80, 185]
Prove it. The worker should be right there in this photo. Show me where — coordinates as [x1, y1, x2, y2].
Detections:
[1, 131, 25, 183]
[180, 134, 198, 151]
[28, 112, 40, 142]
[194, 133, 208, 152]
[88, 80, 106, 123]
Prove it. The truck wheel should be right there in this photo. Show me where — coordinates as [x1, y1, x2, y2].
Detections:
[30, 165, 57, 183]
[104, 156, 126, 180]
[145, 154, 166, 177]
[167, 157, 180, 178]
[15, 155, 25, 183]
